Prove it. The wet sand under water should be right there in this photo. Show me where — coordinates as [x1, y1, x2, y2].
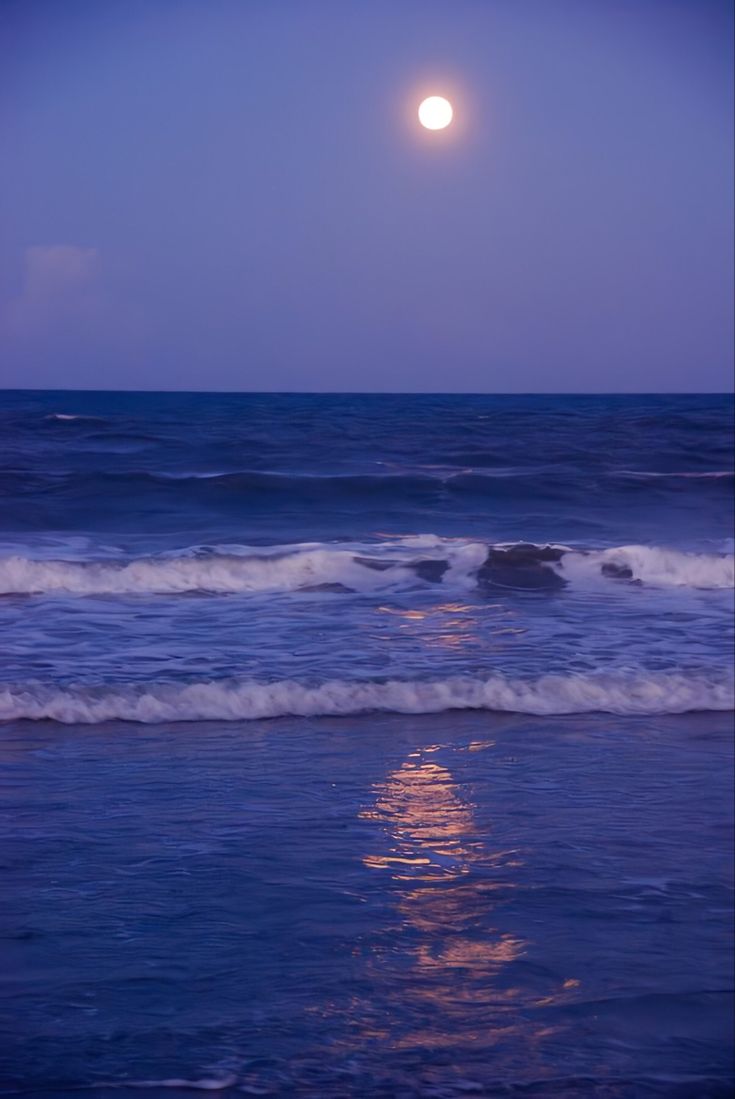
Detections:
[0, 710, 733, 1098]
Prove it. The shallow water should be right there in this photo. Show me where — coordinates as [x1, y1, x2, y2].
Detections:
[1, 711, 732, 1097]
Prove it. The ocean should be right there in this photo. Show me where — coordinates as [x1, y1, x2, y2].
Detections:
[0, 391, 733, 1097]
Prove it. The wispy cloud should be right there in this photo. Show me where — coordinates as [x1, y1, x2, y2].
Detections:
[22, 244, 98, 301]
[3, 245, 100, 337]
[0, 246, 146, 383]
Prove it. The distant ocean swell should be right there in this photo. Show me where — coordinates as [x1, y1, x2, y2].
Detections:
[1, 539, 732, 595]
[2, 466, 733, 501]
[1, 670, 731, 723]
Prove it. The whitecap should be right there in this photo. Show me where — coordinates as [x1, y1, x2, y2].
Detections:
[1, 670, 730, 724]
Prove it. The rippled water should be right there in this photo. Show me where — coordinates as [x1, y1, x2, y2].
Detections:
[1, 712, 732, 1097]
[0, 391, 733, 1095]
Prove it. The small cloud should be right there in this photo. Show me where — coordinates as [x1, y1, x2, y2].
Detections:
[2, 244, 102, 342]
[23, 245, 98, 300]
[0, 245, 147, 382]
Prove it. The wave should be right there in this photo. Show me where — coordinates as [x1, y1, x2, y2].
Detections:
[615, 469, 734, 480]
[0, 539, 732, 596]
[0, 468, 451, 503]
[1, 670, 731, 723]
[561, 545, 735, 589]
[42, 413, 109, 424]
[0, 540, 488, 595]
[95, 1075, 238, 1091]
[2, 465, 731, 523]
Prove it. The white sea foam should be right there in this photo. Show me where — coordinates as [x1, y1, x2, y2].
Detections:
[0, 671, 730, 723]
[44, 412, 97, 422]
[0, 539, 731, 596]
[561, 545, 735, 589]
[0, 540, 488, 596]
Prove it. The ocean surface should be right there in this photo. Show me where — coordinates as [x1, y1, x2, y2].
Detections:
[0, 391, 733, 1097]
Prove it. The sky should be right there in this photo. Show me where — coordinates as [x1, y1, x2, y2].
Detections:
[0, 0, 733, 392]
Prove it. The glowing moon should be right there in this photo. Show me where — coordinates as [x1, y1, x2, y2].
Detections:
[418, 96, 453, 130]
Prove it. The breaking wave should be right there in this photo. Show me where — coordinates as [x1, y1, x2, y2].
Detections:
[561, 544, 735, 589]
[0, 539, 732, 596]
[1, 670, 731, 723]
[0, 540, 488, 596]
[42, 413, 109, 424]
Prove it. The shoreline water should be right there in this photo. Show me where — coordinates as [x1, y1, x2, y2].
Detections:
[2, 710, 732, 1097]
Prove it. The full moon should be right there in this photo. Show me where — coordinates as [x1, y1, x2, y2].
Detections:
[418, 96, 453, 130]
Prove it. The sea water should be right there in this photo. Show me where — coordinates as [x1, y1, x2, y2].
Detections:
[0, 392, 733, 1096]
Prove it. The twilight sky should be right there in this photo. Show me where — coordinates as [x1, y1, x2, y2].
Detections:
[1, 0, 732, 392]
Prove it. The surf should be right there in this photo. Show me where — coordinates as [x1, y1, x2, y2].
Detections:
[1, 669, 731, 723]
[0, 539, 731, 595]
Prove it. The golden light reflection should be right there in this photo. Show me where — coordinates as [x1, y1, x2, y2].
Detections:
[353, 747, 582, 1062]
[360, 754, 525, 978]
[362, 761, 472, 842]
[375, 601, 485, 653]
[373, 600, 525, 655]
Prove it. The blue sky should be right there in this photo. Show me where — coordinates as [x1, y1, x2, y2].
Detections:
[1, 0, 732, 391]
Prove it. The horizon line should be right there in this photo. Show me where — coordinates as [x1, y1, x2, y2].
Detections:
[1, 388, 733, 397]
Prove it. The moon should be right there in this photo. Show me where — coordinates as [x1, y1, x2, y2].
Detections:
[418, 96, 453, 131]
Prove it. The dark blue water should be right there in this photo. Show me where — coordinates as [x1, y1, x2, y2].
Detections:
[1, 392, 733, 546]
[0, 392, 732, 718]
[0, 391, 733, 1096]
